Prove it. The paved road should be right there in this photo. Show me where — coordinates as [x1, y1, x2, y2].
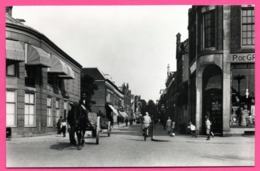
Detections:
[6, 123, 254, 167]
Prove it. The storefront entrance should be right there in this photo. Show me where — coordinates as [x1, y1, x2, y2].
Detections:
[202, 65, 223, 135]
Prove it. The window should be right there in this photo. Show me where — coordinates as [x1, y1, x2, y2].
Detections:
[24, 93, 36, 127]
[6, 91, 17, 127]
[25, 66, 36, 87]
[64, 101, 68, 120]
[6, 61, 17, 76]
[231, 64, 255, 128]
[55, 99, 60, 123]
[203, 10, 215, 48]
[47, 97, 53, 127]
[241, 7, 255, 46]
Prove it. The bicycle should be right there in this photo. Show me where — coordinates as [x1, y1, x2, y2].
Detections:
[142, 125, 149, 141]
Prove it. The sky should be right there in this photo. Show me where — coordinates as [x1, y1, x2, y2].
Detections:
[12, 5, 190, 102]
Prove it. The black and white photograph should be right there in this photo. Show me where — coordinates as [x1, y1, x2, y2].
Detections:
[5, 5, 255, 167]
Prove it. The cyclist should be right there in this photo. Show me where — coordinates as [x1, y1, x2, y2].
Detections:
[142, 112, 152, 139]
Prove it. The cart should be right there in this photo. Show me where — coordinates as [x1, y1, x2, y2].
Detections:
[87, 112, 112, 144]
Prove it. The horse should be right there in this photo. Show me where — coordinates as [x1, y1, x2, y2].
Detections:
[73, 101, 93, 150]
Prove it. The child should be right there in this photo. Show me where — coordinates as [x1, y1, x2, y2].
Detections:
[188, 121, 197, 138]
[60, 119, 67, 137]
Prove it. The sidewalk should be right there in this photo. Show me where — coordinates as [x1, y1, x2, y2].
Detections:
[6, 122, 134, 143]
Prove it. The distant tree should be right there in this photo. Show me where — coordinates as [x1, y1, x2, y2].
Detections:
[146, 100, 157, 119]
[140, 100, 147, 116]
[81, 74, 98, 111]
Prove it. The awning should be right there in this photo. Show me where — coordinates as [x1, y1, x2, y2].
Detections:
[26, 45, 50, 67]
[119, 111, 128, 118]
[48, 55, 69, 75]
[59, 64, 75, 79]
[108, 105, 119, 116]
[6, 40, 24, 61]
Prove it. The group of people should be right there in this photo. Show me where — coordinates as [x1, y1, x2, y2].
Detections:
[187, 116, 214, 140]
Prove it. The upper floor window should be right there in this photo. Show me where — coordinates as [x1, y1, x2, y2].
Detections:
[6, 61, 17, 77]
[25, 66, 36, 87]
[241, 7, 255, 46]
[203, 10, 215, 48]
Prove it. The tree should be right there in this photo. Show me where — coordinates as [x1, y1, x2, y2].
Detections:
[146, 100, 157, 117]
[81, 74, 98, 111]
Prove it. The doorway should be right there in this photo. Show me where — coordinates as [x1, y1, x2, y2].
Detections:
[202, 65, 223, 135]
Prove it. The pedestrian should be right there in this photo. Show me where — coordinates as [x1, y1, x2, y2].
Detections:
[67, 102, 77, 145]
[166, 117, 172, 135]
[60, 119, 67, 137]
[117, 115, 120, 127]
[205, 116, 212, 140]
[187, 121, 197, 138]
[125, 117, 129, 126]
[57, 116, 62, 134]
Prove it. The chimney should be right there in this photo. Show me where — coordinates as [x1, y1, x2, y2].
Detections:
[6, 6, 13, 16]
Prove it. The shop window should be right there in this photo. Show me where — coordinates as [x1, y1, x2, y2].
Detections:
[241, 7, 255, 46]
[6, 61, 17, 77]
[25, 66, 36, 87]
[47, 97, 53, 127]
[6, 91, 17, 127]
[24, 92, 36, 127]
[231, 64, 254, 127]
[203, 10, 215, 48]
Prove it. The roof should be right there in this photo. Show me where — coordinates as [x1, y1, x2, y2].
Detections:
[6, 13, 82, 68]
[81, 68, 105, 80]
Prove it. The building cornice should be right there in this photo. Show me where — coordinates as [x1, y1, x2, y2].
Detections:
[6, 22, 82, 68]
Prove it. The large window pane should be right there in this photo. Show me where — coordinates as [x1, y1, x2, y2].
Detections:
[7, 103, 15, 113]
[6, 91, 15, 102]
[6, 115, 15, 126]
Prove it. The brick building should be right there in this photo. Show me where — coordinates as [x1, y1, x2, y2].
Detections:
[81, 68, 125, 124]
[188, 5, 255, 135]
[6, 7, 82, 136]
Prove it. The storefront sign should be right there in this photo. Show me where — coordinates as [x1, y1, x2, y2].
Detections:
[231, 53, 255, 63]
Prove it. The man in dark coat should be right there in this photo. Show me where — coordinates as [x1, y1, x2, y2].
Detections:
[67, 102, 77, 146]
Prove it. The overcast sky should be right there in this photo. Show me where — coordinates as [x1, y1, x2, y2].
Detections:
[12, 5, 190, 102]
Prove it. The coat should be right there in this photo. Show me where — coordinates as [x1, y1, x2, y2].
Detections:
[166, 119, 172, 131]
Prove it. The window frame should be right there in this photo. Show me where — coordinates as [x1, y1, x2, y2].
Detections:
[47, 97, 53, 127]
[6, 90, 17, 127]
[203, 10, 216, 49]
[241, 7, 255, 47]
[24, 92, 36, 127]
[55, 99, 60, 123]
[6, 61, 18, 77]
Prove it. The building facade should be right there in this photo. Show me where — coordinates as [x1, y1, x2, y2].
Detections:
[6, 7, 82, 136]
[188, 5, 255, 135]
[175, 34, 189, 133]
[81, 68, 125, 123]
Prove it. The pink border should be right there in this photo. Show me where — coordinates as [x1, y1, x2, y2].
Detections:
[1, 0, 258, 171]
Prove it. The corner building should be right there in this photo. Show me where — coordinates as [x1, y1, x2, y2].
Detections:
[188, 5, 255, 135]
[6, 7, 82, 136]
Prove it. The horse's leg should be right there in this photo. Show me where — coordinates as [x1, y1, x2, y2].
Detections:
[81, 130, 85, 146]
[76, 130, 82, 150]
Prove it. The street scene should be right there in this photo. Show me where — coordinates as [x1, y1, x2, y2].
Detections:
[5, 5, 255, 168]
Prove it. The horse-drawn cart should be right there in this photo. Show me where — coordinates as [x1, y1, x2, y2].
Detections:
[87, 112, 112, 144]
